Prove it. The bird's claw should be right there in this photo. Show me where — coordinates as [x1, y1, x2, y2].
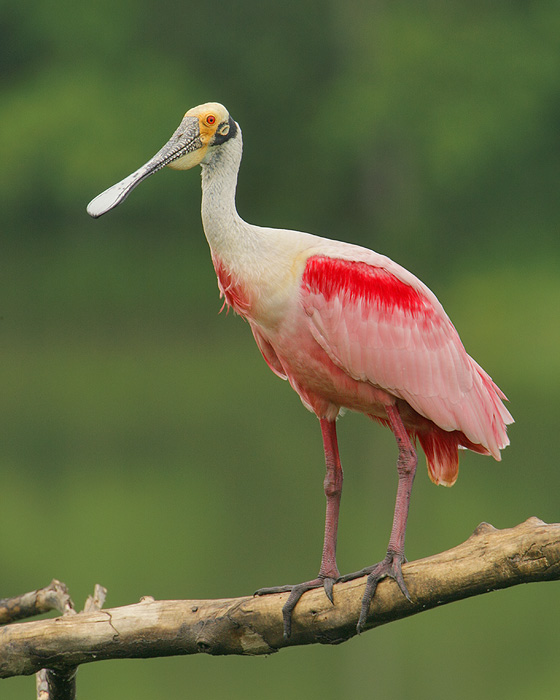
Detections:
[255, 553, 411, 638]
[322, 575, 335, 604]
[340, 552, 411, 633]
[255, 575, 337, 639]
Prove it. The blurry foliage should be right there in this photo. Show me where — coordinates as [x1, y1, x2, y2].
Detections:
[1, 1, 560, 699]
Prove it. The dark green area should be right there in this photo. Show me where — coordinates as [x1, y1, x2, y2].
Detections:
[2, 2, 559, 698]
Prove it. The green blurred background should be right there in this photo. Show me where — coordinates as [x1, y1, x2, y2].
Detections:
[2, 2, 559, 698]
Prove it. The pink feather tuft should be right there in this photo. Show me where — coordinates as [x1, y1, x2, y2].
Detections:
[212, 256, 252, 315]
[417, 426, 490, 487]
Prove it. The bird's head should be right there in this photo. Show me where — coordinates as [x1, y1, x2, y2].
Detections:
[87, 102, 238, 218]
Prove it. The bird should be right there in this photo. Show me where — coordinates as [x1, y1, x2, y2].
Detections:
[87, 102, 513, 638]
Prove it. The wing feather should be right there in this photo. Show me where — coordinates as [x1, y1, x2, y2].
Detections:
[300, 254, 512, 453]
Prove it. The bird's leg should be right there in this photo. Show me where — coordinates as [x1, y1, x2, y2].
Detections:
[255, 418, 343, 638]
[317, 417, 344, 584]
[340, 403, 417, 632]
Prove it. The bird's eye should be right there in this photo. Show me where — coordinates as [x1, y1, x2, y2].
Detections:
[205, 114, 216, 125]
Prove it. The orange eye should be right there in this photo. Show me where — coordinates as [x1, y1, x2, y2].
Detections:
[206, 114, 216, 125]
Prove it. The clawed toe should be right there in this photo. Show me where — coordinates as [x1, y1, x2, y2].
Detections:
[255, 576, 338, 639]
[347, 552, 411, 633]
[255, 553, 412, 638]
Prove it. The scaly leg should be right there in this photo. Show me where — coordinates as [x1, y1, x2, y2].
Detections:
[340, 403, 417, 632]
[255, 418, 343, 638]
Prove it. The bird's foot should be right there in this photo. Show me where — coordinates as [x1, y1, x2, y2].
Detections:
[339, 552, 411, 633]
[255, 574, 338, 639]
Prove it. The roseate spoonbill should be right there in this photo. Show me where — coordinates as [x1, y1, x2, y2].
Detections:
[87, 102, 513, 637]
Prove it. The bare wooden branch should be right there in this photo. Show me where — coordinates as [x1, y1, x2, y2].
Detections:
[33, 585, 105, 700]
[83, 585, 108, 614]
[36, 673, 49, 700]
[36, 669, 77, 700]
[34, 587, 76, 700]
[0, 580, 74, 625]
[1, 517, 559, 679]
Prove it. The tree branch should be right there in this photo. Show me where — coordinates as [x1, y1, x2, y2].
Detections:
[1, 517, 558, 679]
[31, 584, 107, 700]
[0, 580, 74, 625]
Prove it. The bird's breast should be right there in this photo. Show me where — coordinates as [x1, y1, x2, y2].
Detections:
[210, 241, 312, 327]
[212, 256, 254, 316]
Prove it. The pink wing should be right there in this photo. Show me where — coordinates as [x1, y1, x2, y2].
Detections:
[300, 254, 512, 460]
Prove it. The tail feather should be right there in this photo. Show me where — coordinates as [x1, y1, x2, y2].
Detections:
[466, 360, 513, 459]
[417, 426, 490, 487]
[421, 362, 513, 482]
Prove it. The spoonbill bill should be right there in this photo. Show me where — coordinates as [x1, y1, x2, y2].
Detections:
[87, 102, 513, 637]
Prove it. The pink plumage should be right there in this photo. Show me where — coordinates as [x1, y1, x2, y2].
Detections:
[87, 102, 513, 637]
[297, 254, 511, 485]
[226, 250, 510, 488]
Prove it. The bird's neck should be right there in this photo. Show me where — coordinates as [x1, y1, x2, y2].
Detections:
[199, 136, 269, 318]
[200, 136, 248, 258]
[198, 135, 314, 326]
[199, 136, 291, 323]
